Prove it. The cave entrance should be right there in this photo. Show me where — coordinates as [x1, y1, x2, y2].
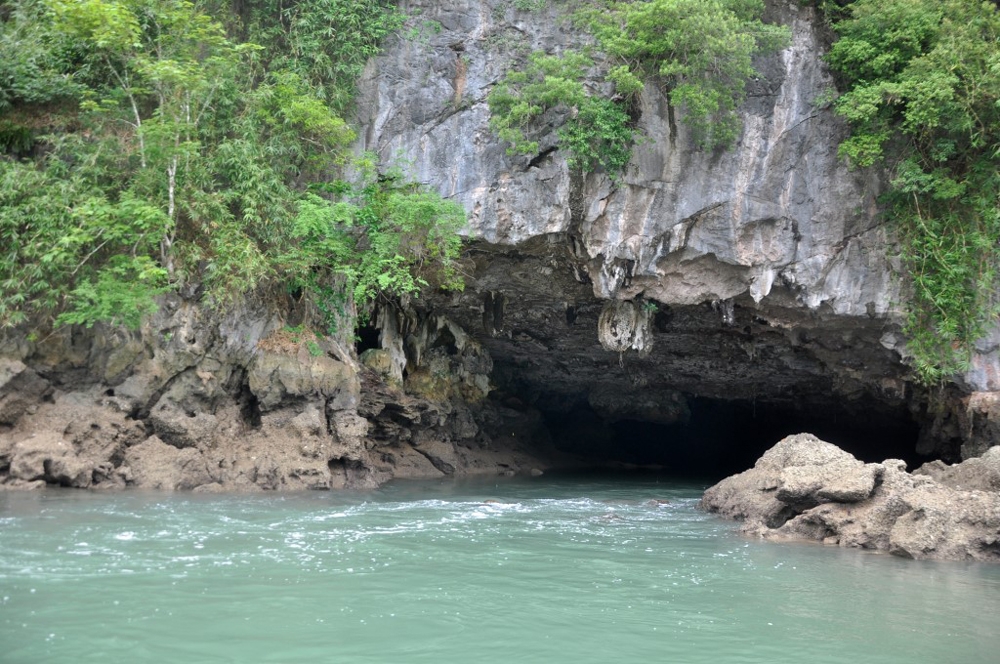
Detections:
[538, 396, 922, 481]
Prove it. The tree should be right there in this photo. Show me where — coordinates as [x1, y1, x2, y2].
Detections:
[0, 0, 466, 333]
[582, 0, 790, 148]
[827, 0, 1000, 382]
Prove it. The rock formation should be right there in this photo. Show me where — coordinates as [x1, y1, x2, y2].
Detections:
[0, 298, 553, 491]
[702, 433, 1000, 562]
[354, 0, 1000, 462]
[3, 0, 1000, 490]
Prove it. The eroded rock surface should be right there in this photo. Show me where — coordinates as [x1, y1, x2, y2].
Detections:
[0, 297, 555, 492]
[4, 1, 1000, 491]
[354, 0, 998, 459]
[702, 434, 1000, 562]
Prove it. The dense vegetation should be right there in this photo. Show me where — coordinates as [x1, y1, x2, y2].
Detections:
[3, 0, 998, 386]
[0, 0, 464, 334]
[487, 0, 790, 177]
[824, 0, 1000, 383]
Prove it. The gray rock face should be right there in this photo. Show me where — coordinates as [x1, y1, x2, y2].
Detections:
[357, 0, 893, 316]
[913, 446, 1000, 492]
[4, 1, 1000, 491]
[354, 0, 989, 456]
[702, 434, 1000, 562]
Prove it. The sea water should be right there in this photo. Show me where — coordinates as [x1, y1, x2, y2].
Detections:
[1, 475, 998, 663]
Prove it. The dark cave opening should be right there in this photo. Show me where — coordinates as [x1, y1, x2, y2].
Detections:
[355, 323, 381, 355]
[538, 397, 922, 481]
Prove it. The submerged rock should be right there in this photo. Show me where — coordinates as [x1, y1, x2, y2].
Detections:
[702, 433, 1000, 562]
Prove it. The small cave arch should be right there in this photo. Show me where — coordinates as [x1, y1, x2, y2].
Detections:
[355, 324, 381, 355]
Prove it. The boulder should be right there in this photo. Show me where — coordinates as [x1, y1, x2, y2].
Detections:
[702, 434, 1000, 562]
[249, 351, 356, 411]
[702, 433, 880, 528]
[149, 400, 219, 449]
[0, 360, 51, 426]
[7, 432, 94, 488]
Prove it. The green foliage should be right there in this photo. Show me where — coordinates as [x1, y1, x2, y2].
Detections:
[512, 0, 546, 11]
[487, 51, 636, 176]
[285, 163, 467, 329]
[245, 0, 404, 115]
[350, 175, 466, 306]
[55, 256, 168, 328]
[0, 0, 465, 336]
[804, 0, 857, 25]
[0, 0, 86, 113]
[487, 0, 790, 171]
[580, 0, 790, 149]
[558, 96, 634, 174]
[827, 0, 1000, 383]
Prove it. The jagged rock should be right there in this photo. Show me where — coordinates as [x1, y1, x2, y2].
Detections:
[0, 359, 50, 426]
[360, 349, 395, 380]
[149, 400, 220, 449]
[703, 435, 1000, 562]
[960, 393, 1000, 459]
[701, 433, 878, 526]
[913, 446, 1000, 492]
[8, 432, 91, 487]
[597, 301, 654, 355]
[381, 444, 446, 480]
[123, 436, 214, 490]
[14, 1, 997, 491]
[776, 457, 880, 506]
[249, 351, 357, 411]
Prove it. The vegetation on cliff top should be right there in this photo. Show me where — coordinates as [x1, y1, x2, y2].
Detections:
[492, 0, 1000, 385]
[824, 0, 1000, 383]
[487, 0, 791, 177]
[0, 0, 464, 334]
[3, 0, 998, 388]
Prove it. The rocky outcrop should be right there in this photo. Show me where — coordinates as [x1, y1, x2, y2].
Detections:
[352, 0, 998, 459]
[702, 434, 1000, 562]
[4, 1, 1000, 490]
[361, 0, 894, 315]
[0, 296, 555, 492]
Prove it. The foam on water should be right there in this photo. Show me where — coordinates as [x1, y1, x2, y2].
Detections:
[1, 478, 999, 663]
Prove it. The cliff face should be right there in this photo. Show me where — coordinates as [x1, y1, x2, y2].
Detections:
[353, 0, 1000, 463]
[2, 0, 999, 491]
[358, 0, 893, 316]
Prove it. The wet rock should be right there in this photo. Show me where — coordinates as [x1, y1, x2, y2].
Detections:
[703, 435, 1000, 562]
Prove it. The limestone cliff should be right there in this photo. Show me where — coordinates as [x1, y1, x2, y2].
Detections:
[356, 0, 1000, 460]
[3, 0, 1000, 491]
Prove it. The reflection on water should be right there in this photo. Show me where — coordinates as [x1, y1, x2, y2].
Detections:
[1, 476, 998, 663]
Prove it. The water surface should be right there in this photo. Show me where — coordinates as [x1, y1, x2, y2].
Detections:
[2, 476, 998, 663]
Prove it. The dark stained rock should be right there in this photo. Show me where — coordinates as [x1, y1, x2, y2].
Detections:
[0, 359, 51, 426]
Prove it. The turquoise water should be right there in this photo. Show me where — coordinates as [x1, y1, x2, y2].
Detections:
[1, 476, 998, 663]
